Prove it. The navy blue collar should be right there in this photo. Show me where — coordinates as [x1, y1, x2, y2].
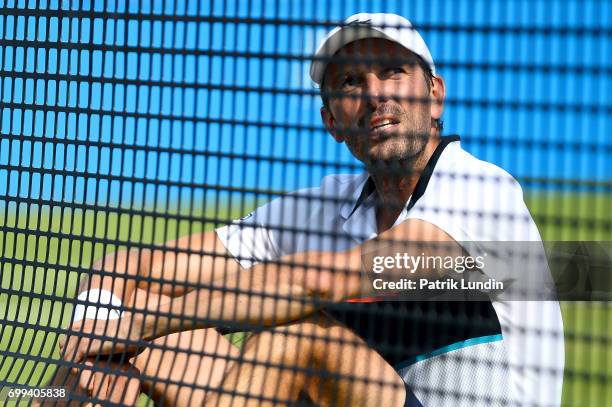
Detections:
[349, 135, 460, 217]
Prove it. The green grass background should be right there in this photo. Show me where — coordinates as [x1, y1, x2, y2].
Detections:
[1, 192, 610, 406]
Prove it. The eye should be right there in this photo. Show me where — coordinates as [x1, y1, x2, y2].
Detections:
[341, 73, 361, 89]
[381, 67, 406, 78]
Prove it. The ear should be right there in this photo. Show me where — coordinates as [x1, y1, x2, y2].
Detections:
[321, 106, 344, 143]
[429, 75, 446, 122]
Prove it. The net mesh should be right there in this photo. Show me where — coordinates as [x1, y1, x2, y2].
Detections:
[0, 1, 610, 406]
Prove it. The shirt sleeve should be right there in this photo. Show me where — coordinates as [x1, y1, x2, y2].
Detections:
[215, 200, 286, 270]
[215, 188, 321, 269]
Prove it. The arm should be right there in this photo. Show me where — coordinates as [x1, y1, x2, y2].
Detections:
[139, 247, 365, 340]
[61, 219, 461, 361]
[61, 246, 364, 362]
[73, 230, 241, 307]
[60, 231, 241, 364]
[141, 217, 461, 339]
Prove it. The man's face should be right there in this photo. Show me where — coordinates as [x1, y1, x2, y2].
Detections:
[322, 39, 435, 166]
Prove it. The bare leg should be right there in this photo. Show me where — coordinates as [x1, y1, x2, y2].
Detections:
[205, 313, 406, 407]
[132, 328, 240, 407]
[127, 312, 405, 407]
[50, 292, 404, 406]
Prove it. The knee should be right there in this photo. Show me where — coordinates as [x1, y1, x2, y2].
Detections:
[131, 343, 174, 385]
[247, 324, 326, 369]
[243, 331, 290, 366]
[131, 344, 170, 379]
[285, 321, 365, 370]
[130, 347, 172, 404]
[130, 348, 149, 374]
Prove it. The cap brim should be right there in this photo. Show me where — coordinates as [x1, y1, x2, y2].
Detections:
[310, 26, 395, 85]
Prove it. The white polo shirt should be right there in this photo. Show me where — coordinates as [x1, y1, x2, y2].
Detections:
[216, 137, 564, 407]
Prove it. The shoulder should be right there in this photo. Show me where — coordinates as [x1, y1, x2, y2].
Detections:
[441, 142, 521, 189]
[418, 141, 540, 241]
[248, 172, 366, 226]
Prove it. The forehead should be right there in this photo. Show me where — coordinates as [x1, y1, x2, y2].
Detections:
[324, 39, 420, 78]
[335, 38, 411, 58]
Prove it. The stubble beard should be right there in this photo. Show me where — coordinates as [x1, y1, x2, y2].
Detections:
[363, 107, 431, 174]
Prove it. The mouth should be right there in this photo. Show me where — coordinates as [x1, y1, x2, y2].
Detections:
[370, 120, 398, 131]
[368, 118, 400, 137]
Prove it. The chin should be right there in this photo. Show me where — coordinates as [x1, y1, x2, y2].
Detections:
[356, 134, 428, 166]
[364, 153, 408, 171]
[367, 143, 417, 163]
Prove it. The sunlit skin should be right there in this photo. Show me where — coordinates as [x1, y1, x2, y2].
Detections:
[321, 38, 446, 232]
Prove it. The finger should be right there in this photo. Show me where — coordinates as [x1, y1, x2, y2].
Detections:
[93, 370, 106, 403]
[88, 369, 97, 399]
[90, 371, 100, 402]
[126, 375, 142, 406]
[102, 372, 111, 402]
[66, 321, 84, 334]
[89, 373, 97, 396]
[63, 338, 79, 365]
[63, 334, 86, 359]
[60, 336, 74, 359]
[107, 375, 122, 405]
[58, 327, 73, 344]
[79, 362, 94, 393]
[116, 367, 142, 406]
[76, 337, 99, 364]
[69, 343, 85, 365]
[79, 362, 95, 394]
[93, 370, 110, 405]
[95, 371, 106, 402]
[84, 339, 107, 360]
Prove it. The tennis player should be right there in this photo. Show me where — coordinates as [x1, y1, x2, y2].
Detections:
[57, 13, 564, 407]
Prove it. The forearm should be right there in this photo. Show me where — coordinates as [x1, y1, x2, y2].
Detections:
[137, 221, 462, 340]
[75, 231, 240, 304]
[139, 280, 313, 340]
[139, 249, 364, 340]
[77, 248, 149, 304]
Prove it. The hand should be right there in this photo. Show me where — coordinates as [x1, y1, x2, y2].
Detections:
[78, 359, 141, 406]
[59, 313, 144, 365]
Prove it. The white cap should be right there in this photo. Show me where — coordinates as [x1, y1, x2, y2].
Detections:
[309, 13, 436, 85]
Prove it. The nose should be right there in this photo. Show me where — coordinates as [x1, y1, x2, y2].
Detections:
[363, 73, 387, 108]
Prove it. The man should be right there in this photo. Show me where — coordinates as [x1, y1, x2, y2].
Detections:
[58, 13, 564, 406]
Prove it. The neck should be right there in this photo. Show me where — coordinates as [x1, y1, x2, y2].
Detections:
[370, 133, 441, 232]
